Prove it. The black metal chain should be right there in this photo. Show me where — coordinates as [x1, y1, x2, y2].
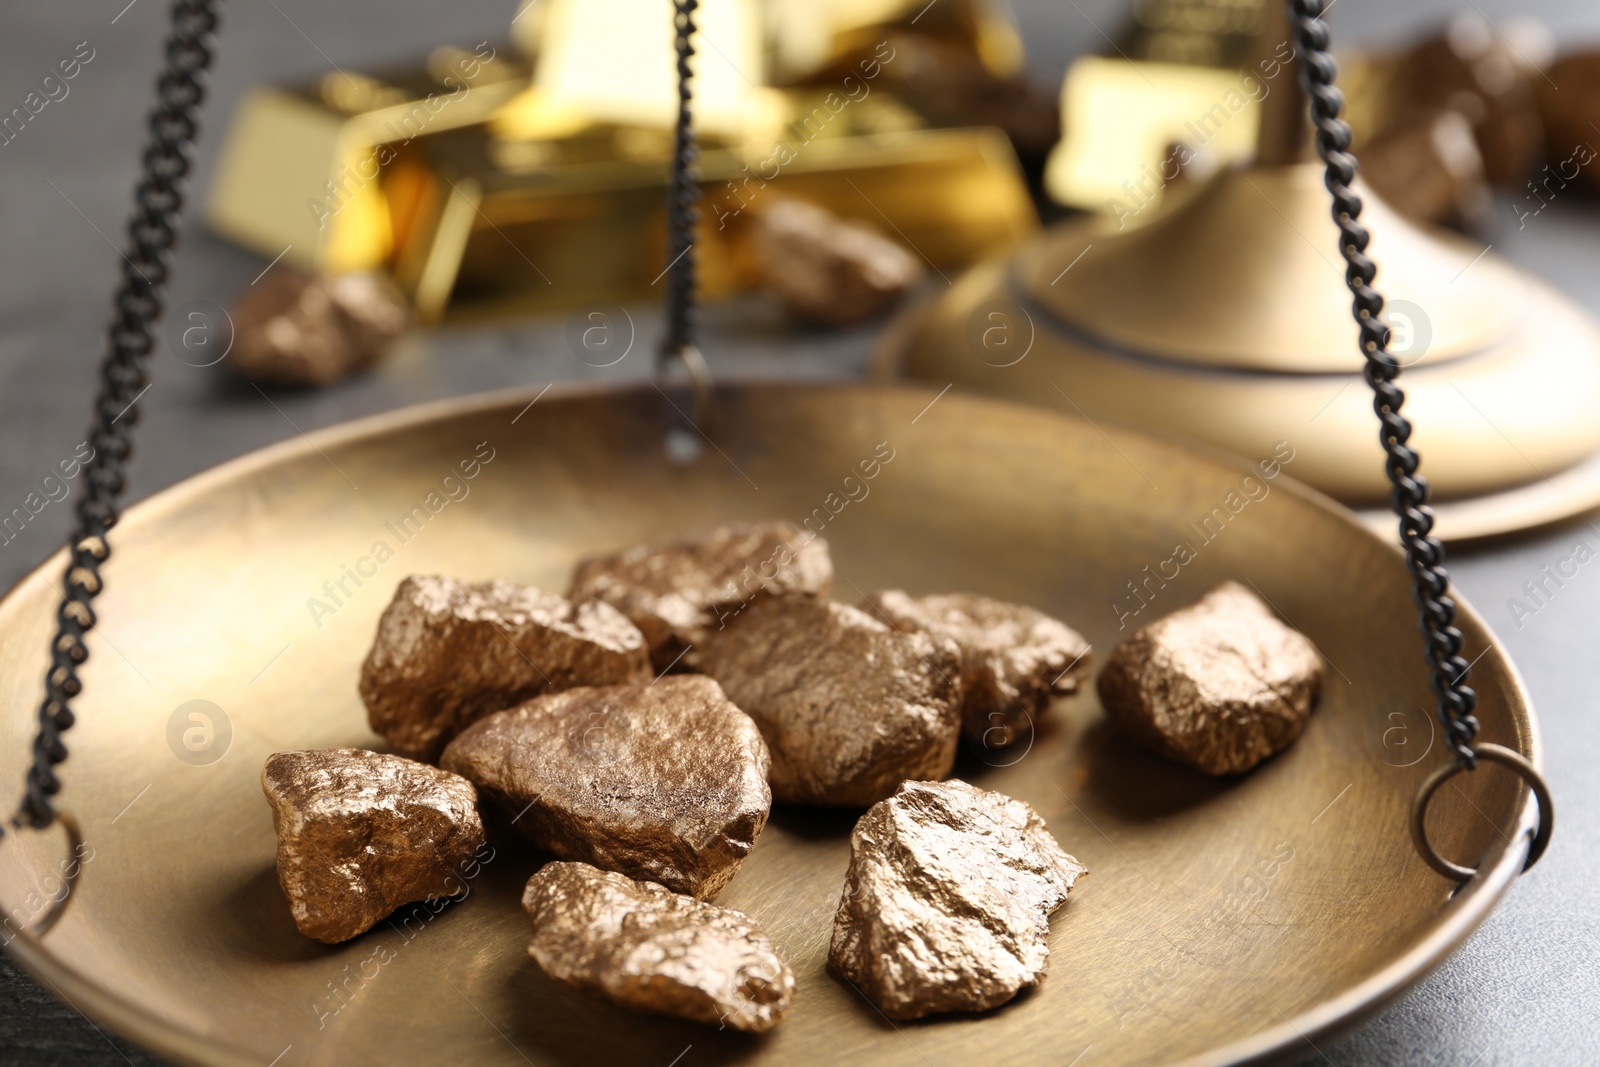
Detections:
[1286, 0, 1480, 766]
[661, 0, 700, 365]
[6, 0, 220, 834]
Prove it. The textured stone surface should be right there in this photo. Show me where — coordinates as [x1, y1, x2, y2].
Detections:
[829, 779, 1086, 1020]
[1097, 581, 1324, 776]
[360, 575, 652, 762]
[569, 522, 833, 671]
[752, 199, 924, 326]
[701, 597, 963, 806]
[228, 270, 409, 387]
[440, 676, 770, 898]
[865, 590, 1091, 750]
[261, 748, 486, 944]
[523, 861, 794, 1032]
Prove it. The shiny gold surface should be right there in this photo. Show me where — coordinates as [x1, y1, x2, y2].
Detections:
[397, 127, 1035, 322]
[828, 779, 1087, 1020]
[523, 860, 796, 1033]
[0, 383, 1540, 1066]
[1096, 581, 1323, 777]
[205, 51, 529, 273]
[890, 163, 1600, 522]
[1044, 57, 1263, 211]
[534, 0, 765, 137]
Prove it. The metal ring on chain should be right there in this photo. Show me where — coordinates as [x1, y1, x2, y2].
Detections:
[0, 810, 83, 939]
[1286, 0, 1551, 876]
[1287, 0, 1481, 769]
[1411, 743, 1552, 881]
[3, 0, 219, 844]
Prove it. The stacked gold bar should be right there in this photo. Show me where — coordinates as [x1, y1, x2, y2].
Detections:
[205, 0, 1039, 322]
[206, 45, 530, 275]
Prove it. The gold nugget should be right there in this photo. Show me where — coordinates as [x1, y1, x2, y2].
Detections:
[523, 862, 795, 1032]
[261, 748, 486, 944]
[227, 270, 409, 387]
[829, 779, 1086, 1020]
[752, 199, 924, 326]
[359, 575, 651, 762]
[1097, 581, 1324, 775]
[701, 597, 963, 806]
[441, 677, 770, 899]
[865, 590, 1091, 750]
[569, 521, 832, 671]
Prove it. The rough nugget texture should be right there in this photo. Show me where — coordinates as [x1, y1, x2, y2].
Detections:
[360, 575, 651, 762]
[865, 590, 1091, 749]
[440, 677, 770, 899]
[522, 862, 795, 1032]
[700, 597, 963, 807]
[261, 748, 485, 944]
[1097, 581, 1324, 776]
[828, 780, 1086, 1020]
[568, 522, 833, 671]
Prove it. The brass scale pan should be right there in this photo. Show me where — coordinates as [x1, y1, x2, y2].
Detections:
[0, 6, 1545, 1067]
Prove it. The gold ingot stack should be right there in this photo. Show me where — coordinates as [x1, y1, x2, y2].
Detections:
[205, 0, 1040, 323]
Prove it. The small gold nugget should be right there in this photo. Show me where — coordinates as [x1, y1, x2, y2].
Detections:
[752, 198, 925, 326]
[701, 597, 963, 807]
[865, 590, 1092, 749]
[829, 780, 1086, 1020]
[1097, 581, 1324, 775]
[228, 270, 409, 387]
[261, 749, 485, 944]
[360, 575, 651, 762]
[568, 521, 832, 671]
[523, 861, 795, 1033]
[440, 677, 770, 899]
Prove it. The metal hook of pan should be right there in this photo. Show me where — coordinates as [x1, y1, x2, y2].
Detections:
[1410, 743, 1553, 882]
[0, 810, 85, 940]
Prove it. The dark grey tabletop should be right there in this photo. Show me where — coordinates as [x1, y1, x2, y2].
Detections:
[2, 1, 1598, 1064]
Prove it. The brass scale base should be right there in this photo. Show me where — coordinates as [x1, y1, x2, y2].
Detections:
[0, 383, 1541, 1066]
[885, 162, 1600, 542]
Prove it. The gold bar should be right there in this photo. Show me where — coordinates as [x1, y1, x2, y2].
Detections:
[204, 46, 529, 273]
[391, 123, 1037, 323]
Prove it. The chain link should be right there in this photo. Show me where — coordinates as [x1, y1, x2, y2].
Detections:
[1286, 0, 1480, 765]
[661, 0, 700, 366]
[7, 0, 221, 834]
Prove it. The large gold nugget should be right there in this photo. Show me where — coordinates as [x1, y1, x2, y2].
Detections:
[360, 575, 651, 762]
[701, 598, 963, 807]
[440, 677, 770, 899]
[522, 862, 795, 1033]
[865, 590, 1091, 750]
[1097, 581, 1324, 775]
[261, 749, 486, 944]
[568, 522, 832, 671]
[828, 780, 1086, 1020]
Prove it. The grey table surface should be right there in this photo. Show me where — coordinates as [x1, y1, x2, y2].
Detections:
[2, 1, 1598, 1064]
